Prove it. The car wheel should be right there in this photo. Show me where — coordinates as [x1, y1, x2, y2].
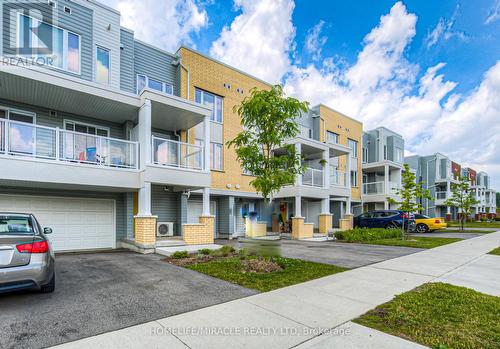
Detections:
[385, 222, 398, 229]
[416, 223, 429, 233]
[40, 273, 55, 293]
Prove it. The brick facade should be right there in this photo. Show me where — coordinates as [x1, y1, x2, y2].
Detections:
[319, 214, 333, 234]
[291, 217, 314, 240]
[134, 215, 157, 246]
[183, 215, 215, 245]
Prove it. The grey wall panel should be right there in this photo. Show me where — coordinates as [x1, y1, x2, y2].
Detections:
[3, 0, 93, 81]
[151, 185, 180, 235]
[134, 41, 178, 95]
[120, 29, 135, 93]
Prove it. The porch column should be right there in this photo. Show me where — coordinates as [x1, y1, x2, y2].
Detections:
[321, 198, 330, 214]
[294, 196, 302, 217]
[323, 149, 330, 188]
[202, 187, 211, 216]
[138, 182, 152, 216]
[295, 143, 302, 186]
[138, 99, 152, 168]
[346, 197, 352, 214]
[384, 200, 389, 210]
[203, 115, 211, 172]
[384, 165, 389, 195]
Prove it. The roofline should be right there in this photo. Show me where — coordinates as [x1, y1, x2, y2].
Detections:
[365, 126, 403, 138]
[313, 104, 363, 125]
[73, 0, 121, 15]
[176, 46, 273, 87]
[120, 26, 134, 34]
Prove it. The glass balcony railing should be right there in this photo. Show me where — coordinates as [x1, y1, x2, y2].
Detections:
[0, 119, 138, 169]
[152, 136, 204, 171]
[302, 168, 324, 187]
[330, 169, 347, 187]
[435, 191, 447, 200]
[363, 181, 384, 195]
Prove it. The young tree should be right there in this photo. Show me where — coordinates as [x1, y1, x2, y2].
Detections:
[388, 163, 432, 239]
[227, 85, 309, 201]
[444, 175, 479, 231]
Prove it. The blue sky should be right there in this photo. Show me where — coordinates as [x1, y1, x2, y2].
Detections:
[103, 0, 500, 188]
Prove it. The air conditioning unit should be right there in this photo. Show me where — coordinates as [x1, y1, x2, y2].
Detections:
[156, 222, 174, 237]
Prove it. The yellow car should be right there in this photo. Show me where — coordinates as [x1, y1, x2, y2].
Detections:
[414, 214, 447, 233]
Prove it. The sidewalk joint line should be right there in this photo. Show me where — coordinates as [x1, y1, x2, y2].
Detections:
[155, 320, 192, 349]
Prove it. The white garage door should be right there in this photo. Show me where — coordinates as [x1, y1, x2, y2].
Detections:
[187, 200, 216, 223]
[0, 194, 115, 251]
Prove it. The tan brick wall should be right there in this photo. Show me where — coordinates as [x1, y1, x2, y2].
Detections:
[319, 214, 333, 234]
[183, 215, 215, 245]
[179, 47, 271, 194]
[291, 217, 314, 240]
[134, 216, 157, 245]
[319, 105, 363, 201]
[339, 214, 354, 231]
[245, 218, 267, 238]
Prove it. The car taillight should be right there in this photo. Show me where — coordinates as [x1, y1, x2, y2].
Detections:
[16, 241, 49, 253]
[401, 212, 409, 219]
[435, 219, 441, 224]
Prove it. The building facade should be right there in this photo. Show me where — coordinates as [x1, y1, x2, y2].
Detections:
[470, 170, 497, 219]
[361, 127, 404, 211]
[0, 0, 362, 252]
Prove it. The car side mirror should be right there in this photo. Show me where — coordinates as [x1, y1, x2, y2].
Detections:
[43, 227, 53, 234]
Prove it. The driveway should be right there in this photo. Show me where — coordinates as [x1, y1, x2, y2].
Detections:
[221, 239, 422, 268]
[0, 251, 256, 349]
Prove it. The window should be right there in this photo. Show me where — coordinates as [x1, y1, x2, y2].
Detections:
[348, 139, 358, 158]
[17, 14, 81, 74]
[395, 147, 403, 163]
[350, 170, 358, 187]
[64, 121, 109, 137]
[211, 142, 223, 171]
[299, 125, 311, 138]
[0, 215, 34, 235]
[195, 88, 223, 123]
[136, 75, 174, 96]
[326, 131, 338, 144]
[383, 145, 387, 160]
[96, 47, 110, 84]
[362, 147, 368, 163]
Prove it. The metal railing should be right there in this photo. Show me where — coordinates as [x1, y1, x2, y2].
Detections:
[363, 181, 385, 195]
[435, 191, 447, 200]
[388, 181, 400, 195]
[330, 169, 347, 187]
[302, 168, 324, 187]
[0, 119, 138, 169]
[152, 136, 204, 171]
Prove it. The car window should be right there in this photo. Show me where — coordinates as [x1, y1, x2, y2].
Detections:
[359, 213, 372, 218]
[0, 216, 35, 235]
[415, 214, 429, 219]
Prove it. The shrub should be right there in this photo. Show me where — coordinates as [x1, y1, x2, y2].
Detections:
[198, 248, 211, 255]
[211, 245, 235, 257]
[171, 250, 189, 259]
[334, 228, 402, 242]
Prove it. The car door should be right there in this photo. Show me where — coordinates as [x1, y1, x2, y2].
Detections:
[370, 212, 386, 228]
[0, 215, 35, 269]
[356, 212, 372, 228]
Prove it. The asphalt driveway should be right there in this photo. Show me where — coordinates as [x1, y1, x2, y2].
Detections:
[0, 251, 256, 349]
[224, 239, 422, 268]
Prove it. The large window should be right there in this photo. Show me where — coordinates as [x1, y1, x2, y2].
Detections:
[195, 89, 223, 123]
[96, 47, 110, 84]
[136, 75, 174, 95]
[395, 147, 403, 163]
[326, 131, 338, 144]
[348, 139, 358, 158]
[350, 170, 358, 187]
[211, 142, 223, 171]
[17, 14, 81, 74]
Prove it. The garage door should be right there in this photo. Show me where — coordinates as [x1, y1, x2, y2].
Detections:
[0, 194, 115, 251]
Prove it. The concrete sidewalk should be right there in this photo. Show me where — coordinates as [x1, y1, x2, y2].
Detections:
[52, 232, 500, 349]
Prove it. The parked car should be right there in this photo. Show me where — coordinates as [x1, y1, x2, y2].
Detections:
[0, 213, 55, 294]
[414, 214, 447, 233]
[354, 210, 416, 231]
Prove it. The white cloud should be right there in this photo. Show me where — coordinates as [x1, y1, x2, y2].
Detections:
[486, 0, 500, 24]
[100, 0, 208, 51]
[424, 6, 468, 48]
[304, 20, 327, 61]
[209, 0, 296, 83]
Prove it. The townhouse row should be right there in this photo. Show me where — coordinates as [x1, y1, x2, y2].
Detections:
[0, 0, 495, 253]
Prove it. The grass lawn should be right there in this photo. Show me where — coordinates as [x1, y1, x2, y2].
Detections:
[354, 283, 500, 349]
[447, 221, 500, 229]
[488, 247, 500, 256]
[355, 236, 463, 249]
[187, 256, 347, 292]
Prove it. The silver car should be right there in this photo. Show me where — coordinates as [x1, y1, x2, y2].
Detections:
[0, 213, 55, 294]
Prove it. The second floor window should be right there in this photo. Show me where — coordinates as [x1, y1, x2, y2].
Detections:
[137, 75, 173, 95]
[327, 131, 338, 144]
[195, 89, 223, 123]
[394, 147, 403, 163]
[348, 139, 358, 158]
[17, 14, 81, 74]
[211, 142, 223, 171]
[96, 47, 110, 85]
[351, 170, 358, 187]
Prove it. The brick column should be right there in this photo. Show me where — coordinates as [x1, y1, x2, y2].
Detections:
[318, 214, 333, 234]
[183, 215, 215, 245]
[291, 217, 313, 239]
[134, 215, 157, 246]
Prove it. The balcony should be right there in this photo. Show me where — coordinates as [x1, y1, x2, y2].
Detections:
[330, 169, 350, 197]
[0, 119, 141, 190]
[152, 136, 204, 171]
[302, 168, 323, 187]
[435, 191, 447, 205]
[363, 181, 385, 195]
[362, 180, 400, 203]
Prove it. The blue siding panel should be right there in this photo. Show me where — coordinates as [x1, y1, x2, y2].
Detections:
[120, 29, 135, 93]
